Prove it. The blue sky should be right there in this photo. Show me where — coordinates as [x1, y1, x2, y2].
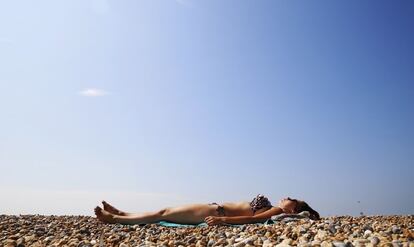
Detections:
[0, 0, 413, 216]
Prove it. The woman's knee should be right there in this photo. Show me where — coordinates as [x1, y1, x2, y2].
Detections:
[157, 207, 170, 217]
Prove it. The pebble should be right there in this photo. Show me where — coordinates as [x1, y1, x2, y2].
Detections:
[207, 238, 215, 247]
[234, 242, 247, 247]
[0, 215, 412, 246]
[392, 225, 402, 234]
[333, 241, 347, 247]
[329, 224, 337, 234]
[321, 240, 333, 247]
[370, 236, 380, 245]
[364, 229, 373, 238]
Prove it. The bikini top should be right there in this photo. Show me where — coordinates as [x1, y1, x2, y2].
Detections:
[250, 194, 272, 213]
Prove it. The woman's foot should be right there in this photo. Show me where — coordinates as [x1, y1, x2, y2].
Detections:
[102, 200, 128, 216]
[94, 206, 117, 224]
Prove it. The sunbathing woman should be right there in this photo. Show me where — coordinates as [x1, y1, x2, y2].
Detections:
[94, 194, 320, 226]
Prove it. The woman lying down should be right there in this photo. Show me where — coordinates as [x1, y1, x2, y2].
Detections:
[94, 194, 320, 226]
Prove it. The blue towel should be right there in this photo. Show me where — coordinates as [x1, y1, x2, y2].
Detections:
[157, 220, 275, 227]
[158, 221, 208, 227]
[153, 212, 312, 227]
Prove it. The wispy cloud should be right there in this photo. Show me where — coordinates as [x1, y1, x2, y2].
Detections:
[79, 88, 109, 97]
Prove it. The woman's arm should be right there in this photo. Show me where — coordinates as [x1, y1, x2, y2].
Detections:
[205, 207, 284, 225]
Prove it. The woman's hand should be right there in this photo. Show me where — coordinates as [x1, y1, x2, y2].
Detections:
[204, 216, 224, 226]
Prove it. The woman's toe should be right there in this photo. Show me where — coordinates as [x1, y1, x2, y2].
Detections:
[94, 206, 101, 214]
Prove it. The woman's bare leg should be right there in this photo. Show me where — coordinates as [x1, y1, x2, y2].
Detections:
[102, 201, 133, 216]
[95, 206, 164, 224]
[102, 201, 163, 217]
[95, 203, 218, 225]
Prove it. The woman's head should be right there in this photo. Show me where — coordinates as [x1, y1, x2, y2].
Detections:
[278, 197, 320, 220]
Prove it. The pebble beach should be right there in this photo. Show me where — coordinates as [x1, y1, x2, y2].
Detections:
[1, 215, 413, 247]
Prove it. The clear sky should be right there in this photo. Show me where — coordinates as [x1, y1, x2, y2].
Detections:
[0, 0, 413, 217]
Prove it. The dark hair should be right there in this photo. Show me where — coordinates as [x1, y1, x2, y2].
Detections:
[293, 199, 320, 220]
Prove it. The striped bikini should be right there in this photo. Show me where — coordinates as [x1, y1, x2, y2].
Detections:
[250, 194, 272, 213]
[208, 202, 226, 216]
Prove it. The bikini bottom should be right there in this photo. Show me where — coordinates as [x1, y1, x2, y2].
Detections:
[208, 202, 226, 216]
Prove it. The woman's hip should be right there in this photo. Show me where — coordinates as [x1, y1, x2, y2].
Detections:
[161, 203, 219, 224]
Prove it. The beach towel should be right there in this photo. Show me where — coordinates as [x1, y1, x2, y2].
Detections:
[157, 211, 311, 227]
[158, 221, 207, 227]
